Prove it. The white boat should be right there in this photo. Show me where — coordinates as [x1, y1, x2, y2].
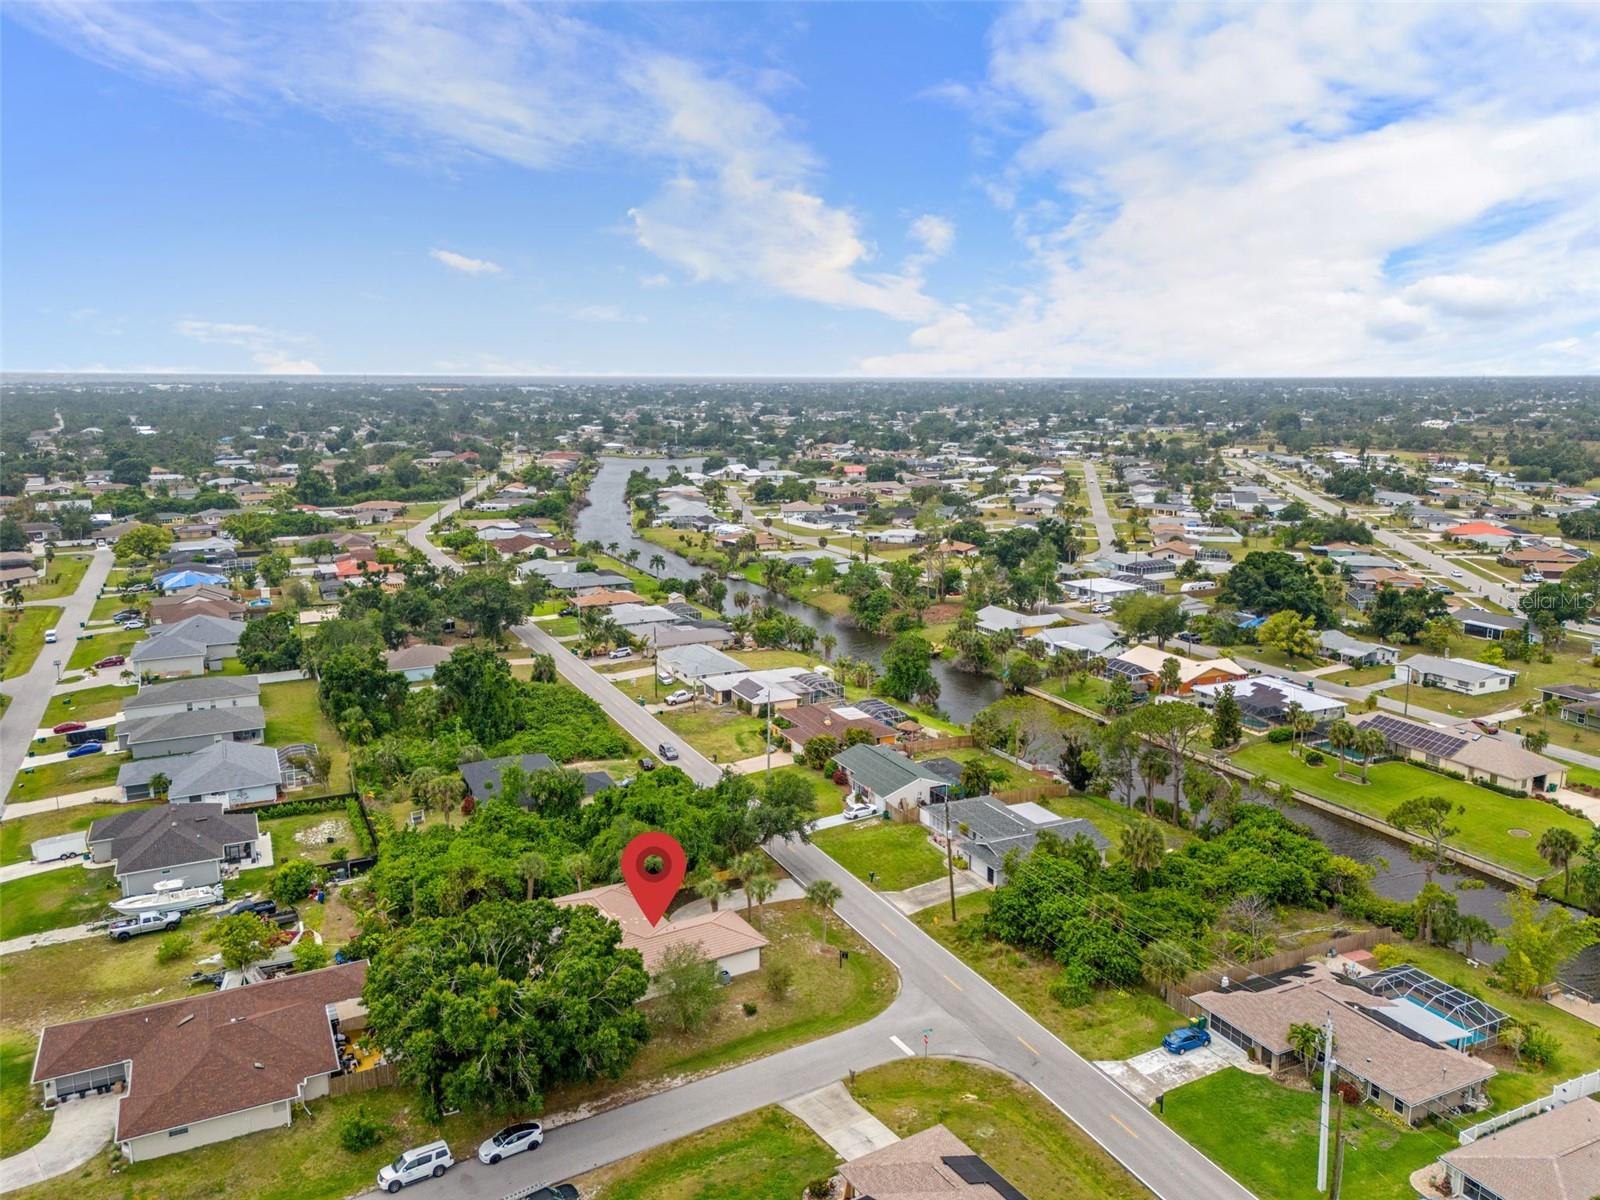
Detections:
[110, 882, 225, 915]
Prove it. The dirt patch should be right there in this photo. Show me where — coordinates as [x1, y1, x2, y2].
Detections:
[292, 818, 349, 847]
[924, 602, 964, 624]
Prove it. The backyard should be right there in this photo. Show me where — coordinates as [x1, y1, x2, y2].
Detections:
[1036, 673, 1111, 713]
[811, 818, 949, 891]
[1231, 739, 1592, 880]
[260, 678, 349, 792]
[911, 891, 1180, 1061]
[1161, 1068, 1457, 1200]
[259, 809, 363, 864]
[1, 606, 63, 680]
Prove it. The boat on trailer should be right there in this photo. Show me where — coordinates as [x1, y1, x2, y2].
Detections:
[109, 879, 225, 915]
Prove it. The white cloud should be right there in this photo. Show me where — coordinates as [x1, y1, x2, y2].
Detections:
[429, 248, 503, 275]
[174, 319, 322, 373]
[864, 3, 1600, 375]
[908, 214, 954, 259]
[568, 304, 641, 323]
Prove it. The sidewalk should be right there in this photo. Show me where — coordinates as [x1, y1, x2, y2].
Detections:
[1, 786, 122, 822]
[0, 922, 103, 958]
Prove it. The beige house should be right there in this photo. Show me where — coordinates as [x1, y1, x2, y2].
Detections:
[31, 963, 366, 1162]
[1438, 1096, 1600, 1199]
[839, 1124, 1030, 1199]
[554, 883, 768, 990]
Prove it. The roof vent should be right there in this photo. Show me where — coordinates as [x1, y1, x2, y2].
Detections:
[253, 1062, 264, 1070]
[176, 1013, 195, 1027]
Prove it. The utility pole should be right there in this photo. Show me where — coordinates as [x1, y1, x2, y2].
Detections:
[944, 785, 957, 921]
[1316, 1011, 1335, 1192]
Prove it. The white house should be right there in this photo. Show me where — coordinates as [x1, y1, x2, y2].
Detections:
[1397, 655, 1518, 696]
[974, 605, 1057, 635]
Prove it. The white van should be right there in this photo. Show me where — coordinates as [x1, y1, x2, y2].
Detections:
[44, 629, 57, 644]
[376, 1141, 455, 1192]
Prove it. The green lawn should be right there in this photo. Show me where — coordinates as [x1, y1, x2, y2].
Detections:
[0, 866, 118, 940]
[7, 752, 123, 804]
[26, 555, 91, 601]
[578, 1107, 838, 1200]
[0, 1036, 50, 1157]
[1321, 662, 1401, 687]
[1241, 645, 1328, 672]
[1, 606, 63, 680]
[912, 891, 1179, 1060]
[853, 1059, 1149, 1200]
[1162, 1068, 1457, 1200]
[0, 802, 147, 866]
[261, 678, 349, 792]
[1039, 791, 1193, 851]
[40, 684, 135, 726]
[1037, 673, 1111, 713]
[911, 745, 1019, 790]
[65, 626, 145, 672]
[260, 808, 362, 863]
[658, 705, 773, 763]
[88, 593, 145, 622]
[731, 649, 818, 670]
[1231, 740, 1592, 880]
[1404, 647, 1600, 719]
[811, 819, 948, 891]
[768, 764, 848, 816]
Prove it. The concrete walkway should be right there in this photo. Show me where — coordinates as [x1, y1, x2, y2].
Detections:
[0, 922, 104, 958]
[0, 857, 80, 885]
[727, 750, 795, 774]
[781, 1082, 898, 1161]
[0, 1091, 118, 1193]
[884, 872, 987, 916]
[1, 786, 122, 822]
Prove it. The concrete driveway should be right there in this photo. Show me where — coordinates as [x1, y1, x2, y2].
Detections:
[1094, 1037, 1257, 1106]
[0, 1091, 117, 1192]
[781, 1082, 897, 1161]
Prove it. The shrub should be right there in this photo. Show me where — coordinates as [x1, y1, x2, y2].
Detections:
[806, 1177, 834, 1199]
[330, 846, 349, 863]
[1517, 1024, 1561, 1069]
[270, 860, 324, 908]
[1337, 1081, 1362, 1106]
[337, 1105, 383, 1153]
[1304, 750, 1324, 766]
[742, 1001, 758, 1016]
[155, 932, 192, 964]
[1370, 942, 1406, 969]
[765, 961, 794, 1001]
[255, 794, 356, 821]
[1267, 727, 1294, 744]
[1049, 964, 1094, 1008]
[348, 798, 378, 855]
[294, 938, 332, 973]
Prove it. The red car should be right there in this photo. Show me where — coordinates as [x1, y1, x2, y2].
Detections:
[94, 655, 126, 669]
[52, 722, 86, 734]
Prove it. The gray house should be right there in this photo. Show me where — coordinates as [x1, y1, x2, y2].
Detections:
[117, 741, 283, 805]
[122, 676, 261, 721]
[117, 705, 266, 760]
[1318, 630, 1399, 667]
[129, 615, 244, 678]
[384, 644, 452, 683]
[921, 795, 1109, 886]
[458, 753, 560, 804]
[832, 743, 950, 811]
[87, 803, 263, 897]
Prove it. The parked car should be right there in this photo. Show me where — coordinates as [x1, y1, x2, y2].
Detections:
[94, 655, 126, 669]
[223, 897, 277, 918]
[52, 722, 86, 734]
[1091, 603, 1112, 614]
[1471, 719, 1500, 735]
[637, 756, 657, 771]
[1175, 631, 1202, 643]
[111, 608, 141, 622]
[607, 646, 633, 660]
[843, 797, 877, 821]
[1162, 1026, 1212, 1055]
[376, 1142, 455, 1193]
[657, 669, 674, 685]
[66, 743, 103, 758]
[1450, 569, 1464, 579]
[109, 911, 181, 942]
[657, 742, 679, 762]
[43, 629, 57, 644]
[120, 620, 146, 630]
[664, 688, 692, 705]
[476, 1121, 544, 1164]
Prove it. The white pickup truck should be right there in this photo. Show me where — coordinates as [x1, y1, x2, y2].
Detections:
[108, 911, 181, 942]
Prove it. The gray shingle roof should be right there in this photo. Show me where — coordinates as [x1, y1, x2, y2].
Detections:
[119, 705, 266, 749]
[123, 676, 259, 712]
[88, 803, 260, 876]
[129, 614, 243, 664]
[117, 741, 282, 799]
[833, 743, 948, 798]
[459, 753, 559, 802]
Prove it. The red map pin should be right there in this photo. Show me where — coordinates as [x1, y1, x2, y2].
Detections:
[620, 831, 687, 927]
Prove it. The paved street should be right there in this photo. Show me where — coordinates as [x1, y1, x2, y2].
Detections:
[1081, 459, 1118, 549]
[0, 546, 114, 814]
[499, 619, 1255, 1200]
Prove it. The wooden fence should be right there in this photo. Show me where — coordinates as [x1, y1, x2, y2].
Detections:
[907, 733, 976, 752]
[1171, 927, 1404, 1000]
[328, 1062, 398, 1096]
[992, 782, 1071, 805]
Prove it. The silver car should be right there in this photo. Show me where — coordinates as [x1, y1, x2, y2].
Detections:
[477, 1121, 544, 1165]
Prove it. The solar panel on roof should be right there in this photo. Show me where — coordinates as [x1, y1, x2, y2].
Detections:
[943, 1155, 1030, 1200]
[1365, 714, 1468, 758]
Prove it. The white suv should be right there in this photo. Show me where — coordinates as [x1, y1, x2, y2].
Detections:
[843, 796, 877, 821]
[376, 1141, 455, 1192]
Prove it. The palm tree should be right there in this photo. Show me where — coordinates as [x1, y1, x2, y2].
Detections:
[1119, 819, 1164, 884]
[1284, 701, 1305, 756]
[649, 553, 666, 577]
[1292, 711, 1317, 759]
[564, 852, 591, 892]
[694, 874, 727, 913]
[1356, 727, 1387, 784]
[1138, 745, 1169, 819]
[1287, 1022, 1329, 1078]
[734, 591, 751, 615]
[746, 872, 777, 925]
[820, 632, 837, 662]
[517, 851, 548, 901]
[149, 772, 172, 801]
[1325, 720, 1356, 778]
[1539, 827, 1583, 899]
[1454, 913, 1496, 961]
[805, 879, 843, 948]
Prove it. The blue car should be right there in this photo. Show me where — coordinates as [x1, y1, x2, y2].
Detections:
[1162, 1026, 1212, 1055]
[65, 743, 103, 759]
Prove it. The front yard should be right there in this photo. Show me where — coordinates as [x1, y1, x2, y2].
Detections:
[26, 555, 91, 602]
[1161, 1068, 1457, 1200]
[658, 705, 773, 763]
[1231, 740, 1591, 880]
[0, 866, 119, 940]
[1, 606, 63, 680]
[65, 626, 145, 672]
[911, 891, 1178, 1060]
[811, 818, 949, 891]
[0, 801, 146, 866]
[1402, 647, 1600, 719]
[40, 683, 135, 726]
[7, 752, 123, 804]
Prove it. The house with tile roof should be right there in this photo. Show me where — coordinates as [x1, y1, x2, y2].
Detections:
[838, 1124, 1031, 1200]
[553, 883, 767, 987]
[31, 962, 366, 1162]
[1438, 1095, 1600, 1200]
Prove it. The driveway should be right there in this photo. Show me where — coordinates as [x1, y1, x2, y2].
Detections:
[883, 872, 987, 917]
[1094, 1037, 1258, 1107]
[0, 1091, 117, 1192]
[0, 922, 104, 959]
[1, 786, 122, 822]
[781, 1082, 898, 1160]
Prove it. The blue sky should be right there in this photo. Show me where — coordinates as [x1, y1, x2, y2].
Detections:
[3, 2, 1597, 376]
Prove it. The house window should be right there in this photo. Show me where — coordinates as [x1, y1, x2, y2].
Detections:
[1393, 1095, 1405, 1116]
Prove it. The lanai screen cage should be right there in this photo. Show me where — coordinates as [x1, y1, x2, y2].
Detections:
[1362, 964, 1511, 1049]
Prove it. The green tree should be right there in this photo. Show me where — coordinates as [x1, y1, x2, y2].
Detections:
[294, 937, 332, 973]
[1538, 826, 1583, 900]
[1209, 685, 1242, 749]
[114, 523, 172, 564]
[270, 860, 324, 908]
[434, 645, 520, 746]
[211, 913, 276, 971]
[880, 632, 936, 702]
[363, 899, 649, 1118]
[804, 879, 843, 948]
[447, 570, 525, 644]
[1287, 1021, 1329, 1079]
[1140, 938, 1191, 996]
[1419, 616, 1463, 656]
[1495, 889, 1600, 997]
[1257, 610, 1319, 662]
[1387, 795, 1463, 883]
[1119, 819, 1164, 884]
[238, 612, 303, 672]
[148, 771, 172, 801]
[1219, 550, 1333, 626]
[257, 549, 293, 588]
[652, 942, 721, 1033]
[317, 648, 408, 741]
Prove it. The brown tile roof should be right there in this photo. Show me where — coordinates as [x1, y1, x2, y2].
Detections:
[553, 884, 767, 974]
[1192, 975, 1494, 1106]
[838, 1124, 1022, 1199]
[1441, 1097, 1600, 1200]
[572, 588, 649, 608]
[780, 704, 895, 749]
[33, 962, 366, 1139]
